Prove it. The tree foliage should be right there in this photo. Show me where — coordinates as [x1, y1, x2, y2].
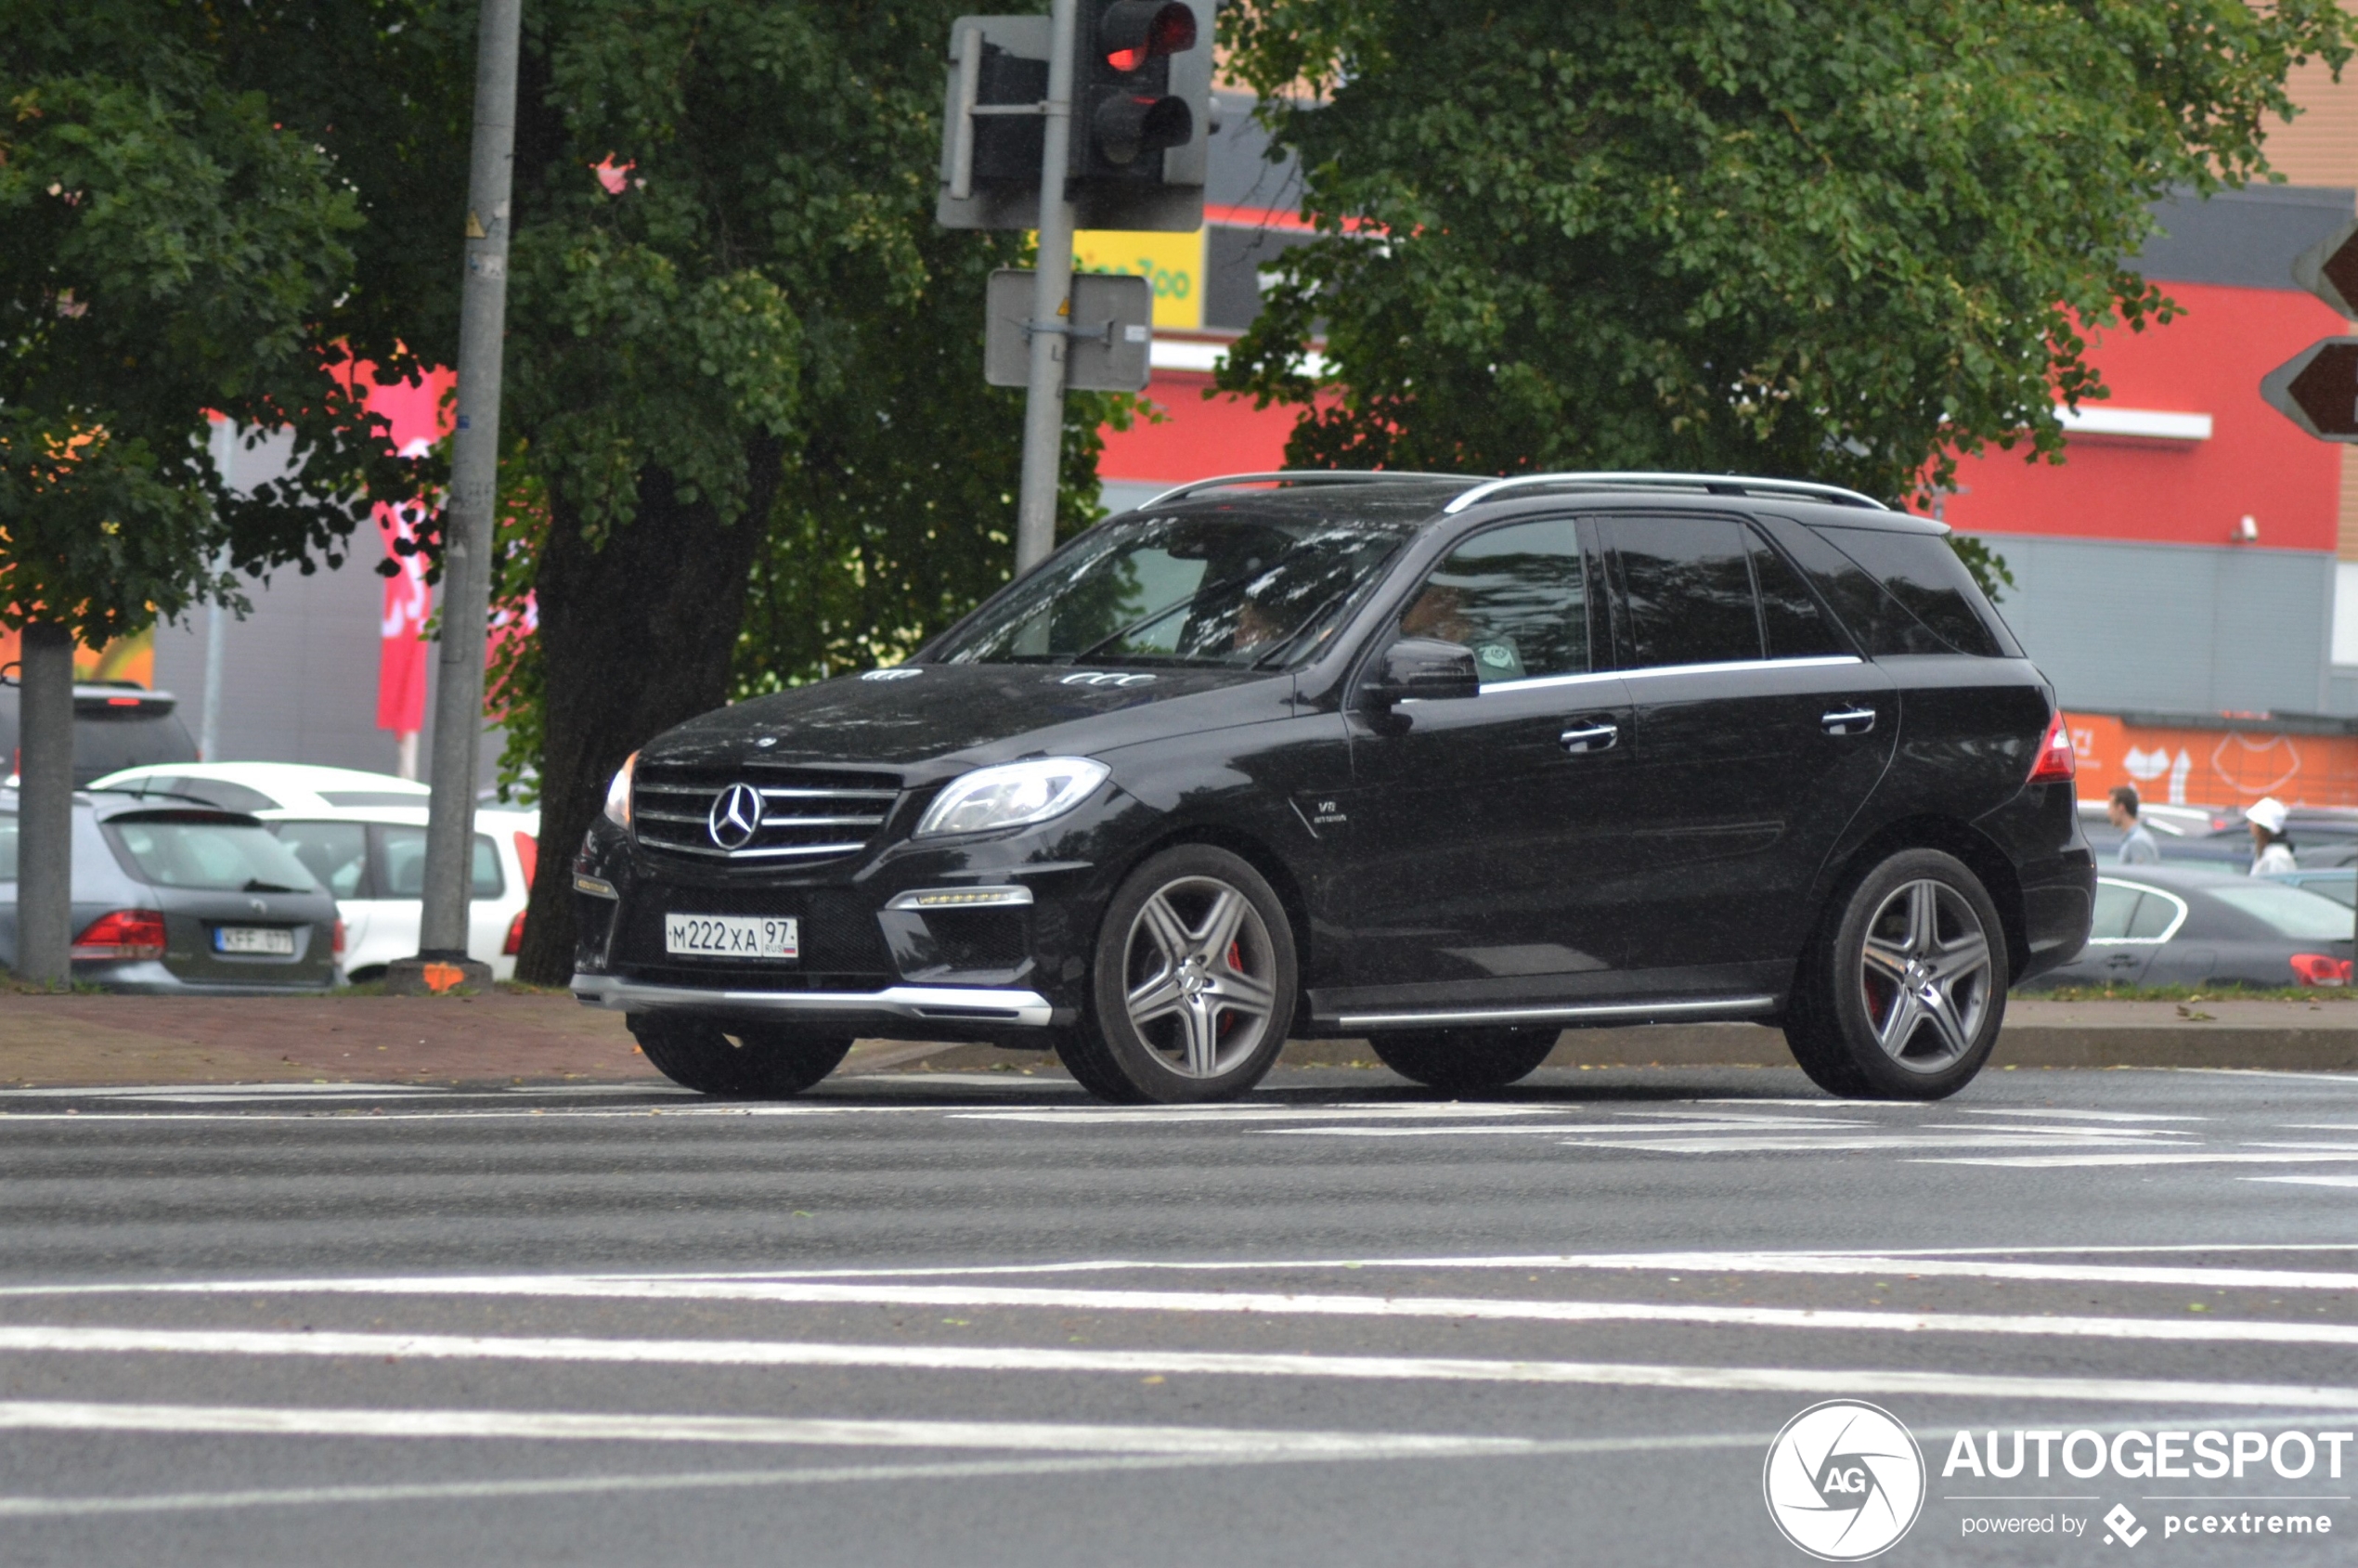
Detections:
[0, 1, 439, 644]
[1215, 0, 2357, 510]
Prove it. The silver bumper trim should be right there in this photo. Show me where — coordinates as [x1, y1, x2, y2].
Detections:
[571, 974, 1056, 1028]
[1333, 995, 1778, 1030]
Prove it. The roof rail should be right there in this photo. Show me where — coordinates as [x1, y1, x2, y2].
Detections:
[1441, 471, 1888, 514]
[1136, 470, 1469, 510]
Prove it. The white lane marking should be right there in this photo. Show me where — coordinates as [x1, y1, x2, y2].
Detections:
[0, 1106, 961, 1124]
[0, 1400, 1536, 1458]
[2170, 1069, 2358, 1085]
[0, 1433, 1768, 1520]
[951, 1105, 1576, 1123]
[18, 1250, 2357, 1296]
[1917, 1124, 2191, 1139]
[1955, 1108, 2209, 1123]
[6, 1326, 2358, 1408]
[2245, 1175, 2358, 1188]
[14, 1277, 2358, 1344]
[835, 1075, 1082, 1090]
[551, 1243, 2358, 1283]
[1268, 1127, 2110, 1147]
[1550, 1135, 2157, 1154]
[1911, 1151, 2358, 1170]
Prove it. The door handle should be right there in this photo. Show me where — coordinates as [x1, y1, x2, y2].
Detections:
[1820, 707, 1876, 736]
[1560, 720, 1619, 754]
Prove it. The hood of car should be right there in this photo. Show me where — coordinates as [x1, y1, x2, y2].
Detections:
[647, 664, 1293, 774]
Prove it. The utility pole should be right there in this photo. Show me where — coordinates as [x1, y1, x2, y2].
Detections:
[1013, 0, 1081, 573]
[199, 417, 234, 761]
[390, 0, 520, 995]
[13, 624, 73, 987]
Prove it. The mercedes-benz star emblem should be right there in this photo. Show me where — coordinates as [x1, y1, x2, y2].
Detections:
[707, 783, 764, 851]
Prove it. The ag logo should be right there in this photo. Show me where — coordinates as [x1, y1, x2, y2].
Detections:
[1762, 1400, 1924, 1561]
[1059, 670, 1157, 688]
[707, 783, 765, 851]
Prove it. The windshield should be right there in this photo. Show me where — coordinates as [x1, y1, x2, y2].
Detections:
[2208, 882, 2353, 940]
[931, 511, 1417, 668]
[106, 815, 320, 894]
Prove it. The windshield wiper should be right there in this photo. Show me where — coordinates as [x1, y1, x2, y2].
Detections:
[241, 880, 308, 894]
[1069, 572, 1252, 665]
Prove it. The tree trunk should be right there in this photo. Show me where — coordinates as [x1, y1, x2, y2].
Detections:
[512, 447, 781, 987]
[14, 622, 76, 986]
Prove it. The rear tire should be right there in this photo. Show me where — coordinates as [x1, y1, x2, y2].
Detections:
[1055, 845, 1298, 1105]
[1783, 849, 2008, 1101]
[1367, 1029, 1557, 1093]
[628, 1014, 853, 1098]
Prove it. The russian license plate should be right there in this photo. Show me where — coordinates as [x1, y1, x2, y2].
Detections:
[665, 914, 799, 960]
[214, 927, 296, 956]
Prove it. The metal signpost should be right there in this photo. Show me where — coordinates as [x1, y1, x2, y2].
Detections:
[938, 3, 1210, 571]
[389, 0, 522, 995]
[2260, 216, 2358, 956]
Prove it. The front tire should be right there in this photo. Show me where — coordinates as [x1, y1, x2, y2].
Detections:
[628, 1015, 853, 1097]
[1783, 849, 2008, 1100]
[1367, 1029, 1556, 1093]
[1055, 845, 1298, 1104]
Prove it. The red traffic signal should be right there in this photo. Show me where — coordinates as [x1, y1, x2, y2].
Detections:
[1097, 1, 1196, 72]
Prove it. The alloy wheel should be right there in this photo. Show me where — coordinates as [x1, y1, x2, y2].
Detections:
[1858, 878, 1993, 1073]
[1120, 874, 1281, 1078]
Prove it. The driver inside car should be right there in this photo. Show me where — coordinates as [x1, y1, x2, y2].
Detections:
[1399, 580, 1526, 683]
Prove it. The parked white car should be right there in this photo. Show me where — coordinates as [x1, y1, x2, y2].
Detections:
[85, 762, 539, 982]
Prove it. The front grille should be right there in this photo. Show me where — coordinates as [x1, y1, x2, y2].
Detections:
[633, 762, 902, 866]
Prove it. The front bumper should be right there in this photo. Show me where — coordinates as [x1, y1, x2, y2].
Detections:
[571, 973, 1057, 1029]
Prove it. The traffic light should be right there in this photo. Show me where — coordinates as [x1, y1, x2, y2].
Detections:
[1069, 0, 1209, 231]
[1076, 2, 1196, 175]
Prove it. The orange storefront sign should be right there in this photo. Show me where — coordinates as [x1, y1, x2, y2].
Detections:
[2065, 710, 2358, 810]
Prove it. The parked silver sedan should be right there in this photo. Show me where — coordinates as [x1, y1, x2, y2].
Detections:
[2018, 863, 2353, 991]
[0, 788, 339, 992]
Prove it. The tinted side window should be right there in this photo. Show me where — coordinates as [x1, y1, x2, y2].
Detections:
[1749, 538, 1851, 658]
[1610, 517, 1762, 668]
[2088, 882, 2142, 940]
[1765, 521, 1950, 656]
[375, 826, 505, 900]
[271, 820, 370, 899]
[2126, 891, 2182, 940]
[1401, 518, 1591, 684]
[1816, 526, 2014, 657]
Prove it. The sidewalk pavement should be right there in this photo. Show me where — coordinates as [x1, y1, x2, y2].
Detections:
[2, 992, 2354, 1089]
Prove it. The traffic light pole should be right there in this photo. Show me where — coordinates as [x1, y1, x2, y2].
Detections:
[1013, 0, 1081, 573]
[393, 0, 520, 994]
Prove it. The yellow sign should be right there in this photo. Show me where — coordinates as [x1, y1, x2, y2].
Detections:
[1073, 228, 1204, 330]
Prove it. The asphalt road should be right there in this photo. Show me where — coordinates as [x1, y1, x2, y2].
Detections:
[1, 1062, 2355, 1566]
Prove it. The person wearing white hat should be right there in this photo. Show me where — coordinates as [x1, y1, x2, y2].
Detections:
[2246, 797, 2296, 875]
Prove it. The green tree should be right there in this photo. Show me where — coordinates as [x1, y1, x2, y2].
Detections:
[3, 1, 434, 978]
[1215, 0, 2355, 538]
[493, 2, 1119, 985]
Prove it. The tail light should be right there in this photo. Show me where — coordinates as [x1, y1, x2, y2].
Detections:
[332, 919, 347, 957]
[503, 908, 527, 956]
[71, 910, 168, 961]
[2289, 952, 2351, 987]
[2027, 711, 2076, 784]
[513, 831, 538, 888]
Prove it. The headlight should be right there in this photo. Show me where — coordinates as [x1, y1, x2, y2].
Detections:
[914, 758, 1110, 839]
[603, 751, 638, 828]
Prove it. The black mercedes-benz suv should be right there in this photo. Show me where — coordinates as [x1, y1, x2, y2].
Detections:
[572, 471, 2094, 1103]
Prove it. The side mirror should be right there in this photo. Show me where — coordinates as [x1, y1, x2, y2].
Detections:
[1364, 637, 1482, 706]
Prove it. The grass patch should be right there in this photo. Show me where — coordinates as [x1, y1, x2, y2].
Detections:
[2019, 984, 2354, 1003]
